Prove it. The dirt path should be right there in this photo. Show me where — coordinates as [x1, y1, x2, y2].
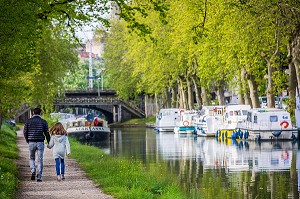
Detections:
[15, 126, 113, 199]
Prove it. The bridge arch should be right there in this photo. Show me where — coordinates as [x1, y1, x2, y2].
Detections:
[54, 105, 114, 124]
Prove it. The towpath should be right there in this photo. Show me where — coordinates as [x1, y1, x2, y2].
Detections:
[15, 126, 113, 199]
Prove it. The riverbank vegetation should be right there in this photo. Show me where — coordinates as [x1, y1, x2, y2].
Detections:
[69, 137, 187, 199]
[102, 0, 300, 115]
[110, 116, 156, 127]
[0, 124, 19, 199]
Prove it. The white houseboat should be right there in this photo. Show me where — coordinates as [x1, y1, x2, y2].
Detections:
[193, 106, 225, 137]
[155, 108, 182, 132]
[174, 110, 197, 134]
[236, 108, 298, 141]
[217, 104, 251, 139]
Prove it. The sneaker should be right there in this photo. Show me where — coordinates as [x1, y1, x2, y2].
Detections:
[37, 179, 42, 182]
[57, 175, 61, 181]
[61, 174, 65, 180]
[31, 172, 36, 180]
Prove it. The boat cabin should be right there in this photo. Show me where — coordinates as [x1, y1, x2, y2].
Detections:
[223, 105, 251, 123]
[244, 108, 293, 130]
[155, 108, 182, 132]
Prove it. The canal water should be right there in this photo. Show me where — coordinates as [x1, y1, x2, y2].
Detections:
[82, 127, 300, 198]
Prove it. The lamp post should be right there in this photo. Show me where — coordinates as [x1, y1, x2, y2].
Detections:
[97, 68, 105, 90]
[97, 77, 100, 96]
[101, 71, 104, 90]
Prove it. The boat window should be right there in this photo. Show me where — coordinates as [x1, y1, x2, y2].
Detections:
[234, 111, 241, 116]
[242, 110, 247, 115]
[254, 115, 257, 123]
[270, 116, 278, 122]
[247, 112, 252, 122]
[230, 111, 233, 116]
[225, 113, 228, 119]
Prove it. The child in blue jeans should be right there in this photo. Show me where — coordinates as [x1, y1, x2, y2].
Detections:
[47, 122, 71, 181]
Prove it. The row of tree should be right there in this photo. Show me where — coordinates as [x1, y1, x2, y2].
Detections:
[102, 0, 300, 114]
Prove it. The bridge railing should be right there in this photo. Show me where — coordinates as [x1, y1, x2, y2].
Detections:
[53, 96, 145, 118]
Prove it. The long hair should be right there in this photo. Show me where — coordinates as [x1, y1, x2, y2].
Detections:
[50, 122, 67, 135]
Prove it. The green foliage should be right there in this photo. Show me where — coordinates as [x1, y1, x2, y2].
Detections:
[0, 125, 18, 159]
[0, 0, 168, 127]
[0, 124, 19, 199]
[64, 61, 89, 90]
[101, 0, 300, 109]
[26, 25, 79, 112]
[69, 138, 187, 199]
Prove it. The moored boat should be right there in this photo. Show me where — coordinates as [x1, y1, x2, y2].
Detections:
[193, 106, 225, 137]
[235, 108, 298, 141]
[217, 104, 251, 139]
[60, 114, 111, 140]
[155, 108, 182, 132]
[174, 110, 197, 134]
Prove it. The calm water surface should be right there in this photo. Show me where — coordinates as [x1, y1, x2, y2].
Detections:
[82, 127, 300, 198]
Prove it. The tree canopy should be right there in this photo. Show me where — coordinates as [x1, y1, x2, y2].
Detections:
[102, 0, 300, 113]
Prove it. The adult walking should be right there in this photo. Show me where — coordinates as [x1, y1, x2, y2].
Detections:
[23, 107, 50, 182]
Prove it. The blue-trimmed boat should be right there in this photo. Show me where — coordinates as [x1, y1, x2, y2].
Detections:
[235, 108, 298, 141]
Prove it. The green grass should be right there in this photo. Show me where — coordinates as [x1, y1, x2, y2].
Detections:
[0, 124, 19, 199]
[69, 137, 187, 199]
[117, 116, 156, 125]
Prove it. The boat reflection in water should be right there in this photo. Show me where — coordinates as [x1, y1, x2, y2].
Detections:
[82, 128, 300, 198]
[156, 132, 299, 198]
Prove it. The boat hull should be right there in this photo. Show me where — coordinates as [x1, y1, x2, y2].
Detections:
[174, 126, 195, 134]
[155, 126, 177, 132]
[67, 126, 111, 140]
[237, 128, 297, 141]
[195, 126, 216, 137]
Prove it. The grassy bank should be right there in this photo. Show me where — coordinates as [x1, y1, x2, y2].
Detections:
[69, 138, 187, 199]
[109, 116, 156, 127]
[0, 124, 19, 199]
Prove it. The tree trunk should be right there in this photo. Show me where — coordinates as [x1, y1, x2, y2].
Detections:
[247, 75, 260, 108]
[154, 93, 160, 114]
[178, 78, 186, 109]
[201, 86, 208, 106]
[165, 87, 171, 108]
[241, 68, 252, 106]
[266, 59, 275, 108]
[216, 84, 225, 105]
[238, 70, 245, 104]
[171, 85, 178, 108]
[288, 42, 297, 113]
[186, 76, 194, 110]
[291, 29, 300, 98]
[192, 75, 202, 110]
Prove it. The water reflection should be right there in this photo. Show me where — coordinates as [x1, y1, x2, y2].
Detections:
[82, 128, 300, 198]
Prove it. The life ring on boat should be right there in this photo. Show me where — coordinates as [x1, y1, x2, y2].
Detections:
[85, 131, 95, 139]
[280, 120, 289, 129]
[183, 120, 189, 127]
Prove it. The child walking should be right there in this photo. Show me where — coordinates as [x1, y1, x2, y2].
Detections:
[47, 122, 71, 181]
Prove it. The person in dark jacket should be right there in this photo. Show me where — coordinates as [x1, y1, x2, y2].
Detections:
[23, 107, 50, 182]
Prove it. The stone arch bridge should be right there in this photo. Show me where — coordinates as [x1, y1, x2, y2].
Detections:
[53, 90, 145, 124]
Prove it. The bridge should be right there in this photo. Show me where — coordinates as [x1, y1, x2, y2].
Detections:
[53, 90, 145, 123]
[16, 90, 145, 124]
